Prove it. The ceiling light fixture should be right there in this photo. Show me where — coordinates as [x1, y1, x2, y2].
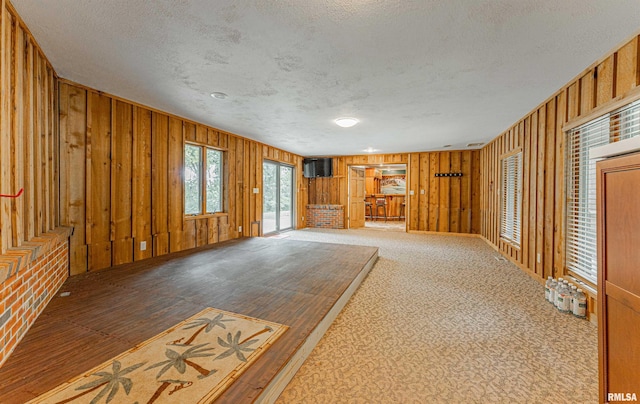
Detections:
[334, 117, 359, 128]
[443, 144, 452, 148]
[363, 147, 378, 153]
[211, 92, 228, 100]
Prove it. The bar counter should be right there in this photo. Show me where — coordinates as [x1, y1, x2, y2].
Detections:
[366, 194, 405, 220]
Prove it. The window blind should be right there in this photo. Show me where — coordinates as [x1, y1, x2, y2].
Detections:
[566, 99, 640, 284]
[500, 152, 522, 246]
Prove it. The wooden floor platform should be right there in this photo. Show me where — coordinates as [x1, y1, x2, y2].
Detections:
[0, 237, 378, 403]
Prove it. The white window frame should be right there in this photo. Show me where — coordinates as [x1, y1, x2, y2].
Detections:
[565, 99, 640, 285]
[500, 151, 522, 247]
[184, 143, 224, 216]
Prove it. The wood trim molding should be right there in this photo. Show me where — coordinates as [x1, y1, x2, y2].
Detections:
[498, 147, 523, 160]
[184, 139, 229, 152]
[605, 281, 640, 313]
[562, 85, 640, 132]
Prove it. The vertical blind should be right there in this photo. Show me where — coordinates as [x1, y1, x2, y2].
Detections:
[500, 152, 522, 246]
[566, 99, 640, 284]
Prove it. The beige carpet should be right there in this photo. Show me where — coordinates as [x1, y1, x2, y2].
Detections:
[365, 220, 406, 231]
[277, 229, 598, 404]
[30, 308, 287, 404]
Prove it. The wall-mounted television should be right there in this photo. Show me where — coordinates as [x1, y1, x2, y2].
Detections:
[303, 158, 333, 178]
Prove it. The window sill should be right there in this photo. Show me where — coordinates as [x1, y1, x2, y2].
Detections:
[566, 272, 597, 296]
[184, 212, 228, 221]
[499, 237, 521, 250]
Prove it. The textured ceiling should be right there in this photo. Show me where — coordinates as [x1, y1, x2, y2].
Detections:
[12, 0, 640, 156]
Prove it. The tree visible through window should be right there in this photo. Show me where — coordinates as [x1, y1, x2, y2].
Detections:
[184, 144, 202, 215]
[184, 144, 223, 215]
[206, 149, 222, 213]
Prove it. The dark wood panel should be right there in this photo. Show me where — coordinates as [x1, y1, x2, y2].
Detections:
[133, 107, 153, 261]
[112, 100, 133, 265]
[59, 84, 88, 274]
[151, 112, 169, 241]
[87, 92, 112, 271]
[615, 37, 638, 97]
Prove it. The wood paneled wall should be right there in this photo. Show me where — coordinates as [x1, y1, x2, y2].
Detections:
[407, 151, 481, 233]
[0, 1, 59, 255]
[307, 151, 481, 234]
[480, 34, 640, 284]
[59, 81, 306, 275]
[308, 154, 408, 207]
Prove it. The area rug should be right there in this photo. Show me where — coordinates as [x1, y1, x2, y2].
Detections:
[29, 308, 288, 404]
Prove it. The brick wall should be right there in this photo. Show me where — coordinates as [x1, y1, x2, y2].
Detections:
[0, 230, 70, 366]
[306, 204, 344, 229]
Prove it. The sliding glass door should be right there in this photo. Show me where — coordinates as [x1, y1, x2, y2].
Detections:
[263, 161, 294, 234]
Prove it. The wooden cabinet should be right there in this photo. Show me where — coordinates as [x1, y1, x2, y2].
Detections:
[597, 151, 640, 402]
[365, 168, 381, 195]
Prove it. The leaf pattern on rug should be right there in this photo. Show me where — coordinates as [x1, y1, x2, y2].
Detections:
[216, 331, 258, 362]
[54, 360, 145, 404]
[30, 308, 288, 404]
[180, 313, 235, 345]
[146, 343, 217, 380]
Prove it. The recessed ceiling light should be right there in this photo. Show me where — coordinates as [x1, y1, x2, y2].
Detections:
[363, 147, 378, 153]
[334, 117, 359, 128]
[211, 92, 228, 100]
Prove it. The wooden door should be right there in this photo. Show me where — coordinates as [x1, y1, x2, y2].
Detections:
[597, 151, 640, 403]
[349, 167, 365, 228]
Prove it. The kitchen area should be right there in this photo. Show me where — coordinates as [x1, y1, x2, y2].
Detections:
[364, 166, 406, 227]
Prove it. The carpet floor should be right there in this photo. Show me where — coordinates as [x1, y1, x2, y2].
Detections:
[276, 229, 598, 404]
[364, 220, 406, 231]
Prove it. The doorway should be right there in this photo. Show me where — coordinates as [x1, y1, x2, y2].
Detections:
[349, 167, 366, 228]
[348, 164, 407, 231]
[263, 161, 294, 235]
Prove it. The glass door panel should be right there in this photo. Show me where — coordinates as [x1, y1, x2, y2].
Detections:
[263, 161, 294, 234]
[279, 166, 293, 230]
[263, 162, 278, 234]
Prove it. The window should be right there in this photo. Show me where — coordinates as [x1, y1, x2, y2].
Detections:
[184, 144, 224, 215]
[500, 151, 522, 246]
[206, 148, 222, 213]
[566, 100, 640, 284]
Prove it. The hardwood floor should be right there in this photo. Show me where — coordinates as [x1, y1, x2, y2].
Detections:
[0, 237, 378, 403]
